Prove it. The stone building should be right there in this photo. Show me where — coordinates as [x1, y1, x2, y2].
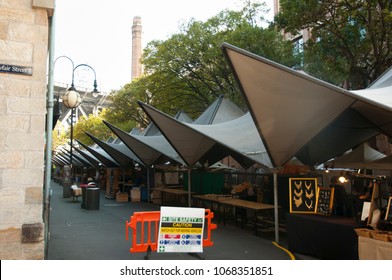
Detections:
[0, 0, 54, 259]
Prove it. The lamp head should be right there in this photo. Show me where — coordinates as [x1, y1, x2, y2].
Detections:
[92, 79, 100, 98]
[62, 87, 82, 108]
[338, 176, 347, 184]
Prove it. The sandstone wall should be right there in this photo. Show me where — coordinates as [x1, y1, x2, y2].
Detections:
[0, 0, 53, 259]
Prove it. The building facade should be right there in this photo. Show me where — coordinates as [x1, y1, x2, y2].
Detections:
[0, 0, 53, 259]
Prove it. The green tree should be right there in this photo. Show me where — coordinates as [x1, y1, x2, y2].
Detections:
[52, 120, 68, 151]
[104, 79, 149, 130]
[276, 0, 392, 89]
[109, 0, 297, 122]
[73, 111, 114, 146]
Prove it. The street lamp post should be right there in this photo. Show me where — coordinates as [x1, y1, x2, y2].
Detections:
[62, 63, 99, 183]
[62, 87, 82, 182]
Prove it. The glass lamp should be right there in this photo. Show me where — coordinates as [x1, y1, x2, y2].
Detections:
[62, 87, 82, 109]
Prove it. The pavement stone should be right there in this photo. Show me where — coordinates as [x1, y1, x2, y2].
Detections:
[47, 181, 295, 260]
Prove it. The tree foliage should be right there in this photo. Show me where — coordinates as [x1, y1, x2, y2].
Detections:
[107, 0, 298, 122]
[276, 0, 392, 89]
[73, 111, 114, 146]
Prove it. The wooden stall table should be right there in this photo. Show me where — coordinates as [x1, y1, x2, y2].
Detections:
[220, 198, 275, 234]
[153, 187, 194, 206]
[358, 236, 392, 259]
[192, 194, 234, 223]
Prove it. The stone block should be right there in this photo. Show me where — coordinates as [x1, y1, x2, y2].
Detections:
[34, 9, 49, 25]
[0, 151, 24, 168]
[0, 40, 33, 63]
[25, 187, 42, 204]
[21, 223, 44, 243]
[0, 76, 11, 91]
[0, 7, 35, 24]
[5, 132, 45, 151]
[22, 242, 45, 259]
[0, 115, 30, 132]
[0, 22, 8, 40]
[8, 22, 35, 43]
[8, 79, 31, 97]
[30, 80, 46, 98]
[0, 242, 22, 260]
[33, 0, 55, 17]
[0, 188, 24, 205]
[0, 132, 5, 149]
[2, 168, 44, 187]
[23, 204, 43, 224]
[0, 227, 21, 244]
[25, 151, 44, 169]
[0, 204, 24, 229]
[7, 96, 45, 114]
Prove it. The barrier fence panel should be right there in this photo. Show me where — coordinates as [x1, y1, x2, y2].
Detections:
[126, 209, 217, 254]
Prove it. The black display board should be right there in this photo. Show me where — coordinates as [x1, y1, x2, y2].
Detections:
[316, 187, 334, 215]
[289, 178, 317, 213]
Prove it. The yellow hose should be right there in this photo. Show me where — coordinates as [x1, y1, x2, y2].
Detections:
[272, 241, 296, 260]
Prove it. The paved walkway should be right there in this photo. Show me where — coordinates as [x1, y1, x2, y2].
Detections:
[47, 181, 298, 260]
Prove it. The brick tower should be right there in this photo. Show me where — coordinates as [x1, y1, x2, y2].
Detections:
[132, 16, 143, 80]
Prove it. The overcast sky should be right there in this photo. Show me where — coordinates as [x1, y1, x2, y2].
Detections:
[54, 0, 273, 92]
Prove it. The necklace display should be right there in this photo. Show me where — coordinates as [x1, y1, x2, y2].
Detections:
[305, 199, 313, 209]
[293, 195, 303, 208]
[294, 188, 303, 197]
[305, 189, 314, 199]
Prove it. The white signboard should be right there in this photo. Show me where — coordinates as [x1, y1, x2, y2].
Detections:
[158, 206, 205, 253]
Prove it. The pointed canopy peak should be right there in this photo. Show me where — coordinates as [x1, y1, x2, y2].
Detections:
[369, 66, 392, 89]
[173, 110, 193, 123]
[193, 95, 245, 125]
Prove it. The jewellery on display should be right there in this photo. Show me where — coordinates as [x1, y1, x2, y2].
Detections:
[294, 188, 303, 197]
[293, 195, 303, 208]
[305, 199, 313, 209]
[305, 189, 314, 199]
[294, 181, 302, 189]
[305, 181, 312, 190]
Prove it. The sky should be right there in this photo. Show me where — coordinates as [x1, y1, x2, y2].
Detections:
[54, 0, 274, 92]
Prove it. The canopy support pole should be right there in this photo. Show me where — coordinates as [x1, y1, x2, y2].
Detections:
[122, 168, 125, 192]
[147, 166, 151, 203]
[273, 171, 279, 243]
[188, 168, 191, 207]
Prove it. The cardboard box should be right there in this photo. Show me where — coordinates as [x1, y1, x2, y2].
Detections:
[116, 192, 128, 202]
[131, 189, 141, 202]
[151, 190, 162, 204]
[74, 189, 82, 196]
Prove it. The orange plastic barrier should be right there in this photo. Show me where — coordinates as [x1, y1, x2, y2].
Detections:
[126, 209, 217, 254]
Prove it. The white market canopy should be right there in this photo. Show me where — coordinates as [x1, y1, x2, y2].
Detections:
[329, 142, 386, 169]
[138, 102, 272, 169]
[76, 140, 119, 168]
[85, 132, 143, 168]
[367, 154, 392, 170]
[73, 146, 102, 168]
[221, 43, 392, 168]
[104, 120, 185, 166]
[102, 96, 248, 168]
